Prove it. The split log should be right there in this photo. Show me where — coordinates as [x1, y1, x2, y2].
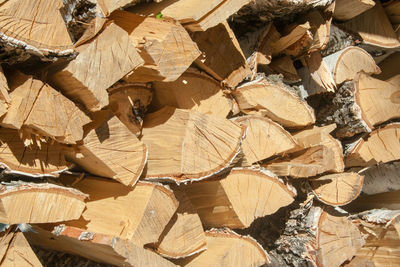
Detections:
[333, 0, 375, 21]
[345, 190, 400, 211]
[151, 69, 232, 118]
[176, 229, 269, 266]
[175, 168, 296, 228]
[191, 21, 251, 88]
[268, 56, 301, 84]
[0, 67, 9, 118]
[345, 123, 400, 167]
[64, 114, 147, 186]
[25, 225, 177, 267]
[321, 24, 363, 56]
[141, 106, 245, 183]
[231, 76, 316, 128]
[343, 257, 375, 267]
[385, 0, 400, 24]
[110, 11, 200, 83]
[0, 181, 87, 224]
[48, 22, 144, 112]
[375, 51, 400, 81]
[360, 161, 400, 195]
[232, 116, 298, 165]
[97, 0, 142, 16]
[310, 172, 364, 206]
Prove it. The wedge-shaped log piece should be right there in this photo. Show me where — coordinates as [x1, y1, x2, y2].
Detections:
[176, 168, 296, 229]
[0, 181, 86, 224]
[0, 66, 10, 117]
[152, 69, 232, 118]
[268, 56, 301, 84]
[110, 11, 200, 83]
[25, 225, 177, 267]
[385, 1, 400, 24]
[334, 0, 375, 21]
[192, 22, 250, 88]
[64, 114, 147, 186]
[109, 82, 153, 137]
[64, 176, 178, 246]
[233, 116, 298, 165]
[360, 161, 400, 195]
[1, 73, 90, 144]
[49, 22, 144, 112]
[177, 229, 269, 266]
[310, 172, 364, 206]
[141, 107, 244, 183]
[1, 230, 42, 267]
[346, 123, 400, 167]
[232, 77, 315, 128]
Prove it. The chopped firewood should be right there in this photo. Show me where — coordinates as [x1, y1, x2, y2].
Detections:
[97, 0, 142, 16]
[176, 168, 296, 228]
[0, 181, 87, 224]
[192, 21, 251, 88]
[322, 24, 363, 56]
[345, 123, 400, 167]
[0, 66, 10, 104]
[231, 76, 315, 128]
[151, 69, 232, 118]
[268, 56, 301, 83]
[109, 82, 153, 137]
[310, 172, 364, 206]
[255, 23, 279, 65]
[0, 230, 42, 267]
[343, 257, 375, 267]
[375, 51, 400, 81]
[110, 11, 200, 83]
[385, 0, 400, 24]
[64, 114, 147, 186]
[176, 229, 269, 266]
[62, 176, 178, 246]
[360, 161, 400, 195]
[232, 116, 298, 165]
[345, 190, 400, 211]
[141, 107, 245, 183]
[333, 0, 375, 21]
[270, 23, 311, 57]
[48, 22, 144, 112]
[25, 225, 178, 266]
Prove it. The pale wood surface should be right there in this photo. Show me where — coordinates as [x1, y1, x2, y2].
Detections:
[334, 0, 375, 21]
[360, 161, 400, 195]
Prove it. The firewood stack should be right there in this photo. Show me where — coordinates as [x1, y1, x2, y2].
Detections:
[0, 0, 399, 266]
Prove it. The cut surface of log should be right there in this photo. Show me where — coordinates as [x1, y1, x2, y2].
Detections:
[141, 106, 244, 183]
[233, 116, 298, 165]
[232, 76, 315, 128]
[110, 11, 200, 83]
[310, 172, 364, 206]
[333, 0, 375, 21]
[64, 114, 147, 186]
[151, 69, 232, 118]
[360, 161, 400, 195]
[49, 22, 144, 112]
[177, 168, 296, 228]
[0, 181, 87, 224]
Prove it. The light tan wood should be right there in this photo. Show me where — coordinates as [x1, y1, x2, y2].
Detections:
[343, 257, 376, 267]
[0, 181, 87, 224]
[346, 123, 400, 167]
[26, 225, 178, 266]
[304, 8, 332, 54]
[310, 172, 364, 206]
[177, 229, 269, 266]
[385, 0, 400, 24]
[49, 22, 144, 112]
[233, 116, 298, 165]
[110, 11, 200, 83]
[141, 106, 245, 183]
[360, 161, 400, 195]
[334, 0, 375, 21]
[232, 77, 315, 128]
[176, 168, 296, 228]
[0, 66, 10, 104]
[268, 56, 301, 83]
[97, 0, 142, 16]
[345, 190, 400, 211]
[271, 22, 311, 57]
[192, 21, 251, 88]
[64, 114, 147, 187]
[0, 230, 42, 267]
[257, 23, 280, 65]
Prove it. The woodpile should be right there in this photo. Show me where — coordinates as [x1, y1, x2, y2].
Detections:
[0, 0, 399, 266]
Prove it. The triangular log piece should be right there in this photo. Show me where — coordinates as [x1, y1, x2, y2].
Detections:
[0, 73, 91, 144]
[340, 0, 400, 48]
[385, 0, 400, 24]
[0, 128, 69, 176]
[0, 66, 10, 103]
[151, 69, 232, 119]
[359, 161, 400, 195]
[375, 51, 400, 81]
[108, 82, 153, 137]
[192, 21, 251, 88]
[73, 16, 107, 47]
[344, 190, 400, 211]
[175, 168, 296, 229]
[141, 106, 245, 183]
[0, 230, 42, 267]
[256, 23, 280, 65]
[268, 56, 301, 84]
[310, 172, 364, 206]
[351, 209, 400, 266]
[0, 0, 74, 63]
[232, 116, 298, 165]
[48, 22, 144, 112]
[333, 0, 375, 21]
[64, 114, 147, 187]
[62, 176, 178, 246]
[345, 123, 400, 167]
[110, 11, 200, 83]
[25, 225, 178, 267]
[231, 77, 315, 128]
[176, 229, 269, 267]
[0, 181, 87, 224]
